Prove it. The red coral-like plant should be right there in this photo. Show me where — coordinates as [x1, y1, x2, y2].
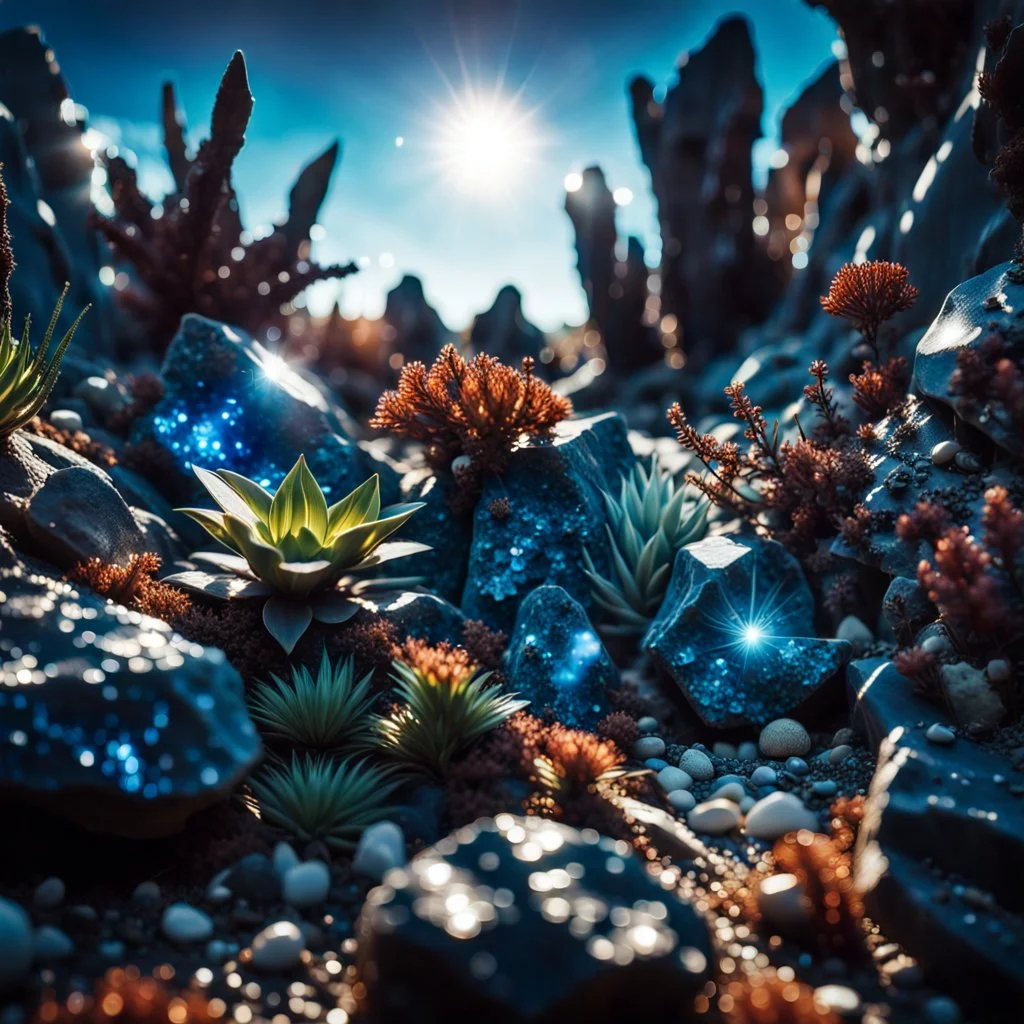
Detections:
[820, 260, 918, 358]
[849, 356, 908, 418]
[371, 344, 572, 491]
[92, 52, 356, 350]
[69, 553, 191, 622]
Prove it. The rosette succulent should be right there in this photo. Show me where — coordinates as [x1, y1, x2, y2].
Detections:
[165, 455, 427, 652]
[583, 455, 710, 635]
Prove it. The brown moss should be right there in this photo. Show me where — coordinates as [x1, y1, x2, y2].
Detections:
[393, 637, 477, 684]
[595, 710, 641, 751]
[718, 970, 840, 1024]
[68, 553, 191, 622]
[461, 618, 507, 670]
[25, 416, 117, 468]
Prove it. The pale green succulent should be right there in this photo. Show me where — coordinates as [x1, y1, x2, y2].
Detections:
[0, 285, 88, 437]
[248, 648, 375, 749]
[165, 455, 428, 652]
[372, 658, 529, 779]
[247, 753, 400, 850]
[583, 455, 710, 635]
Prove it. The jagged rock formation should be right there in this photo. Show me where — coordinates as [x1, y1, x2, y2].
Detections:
[469, 285, 544, 365]
[383, 275, 455, 366]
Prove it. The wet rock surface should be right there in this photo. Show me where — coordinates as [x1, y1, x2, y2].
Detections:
[358, 815, 713, 1022]
[644, 535, 850, 727]
[505, 585, 618, 729]
[0, 558, 261, 836]
[461, 413, 635, 632]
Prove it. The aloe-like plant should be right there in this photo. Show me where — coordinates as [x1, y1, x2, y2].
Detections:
[248, 648, 375, 749]
[165, 455, 428, 652]
[583, 455, 710, 635]
[247, 753, 399, 850]
[0, 286, 88, 439]
[373, 655, 529, 779]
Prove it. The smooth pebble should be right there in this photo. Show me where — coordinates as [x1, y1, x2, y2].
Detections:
[33, 926, 74, 962]
[712, 742, 737, 758]
[33, 878, 65, 910]
[272, 842, 300, 879]
[283, 860, 330, 907]
[656, 766, 693, 792]
[750, 766, 777, 787]
[677, 749, 714, 781]
[926, 723, 956, 745]
[736, 741, 758, 761]
[759, 718, 811, 758]
[0, 899, 32, 991]
[161, 903, 214, 943]
[632, 736, 665, 759]
[785, 757, 809, 776]
[667, 790, 696, 813]
[930, 440, 961, 466]
[250, 921, 305, 972]
[636, 716, 659, 733]
[352, 822, 407, 881]
[757, 873, 810, 928]
[49, 409, 83, 433]
[827, 745, 853, 765]
[687, 799, 741, 835]
[132, 881, 161, 907]
[744, 791, 820, 840]
[710, 782, 745, 804]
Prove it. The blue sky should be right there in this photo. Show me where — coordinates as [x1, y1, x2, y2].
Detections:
[9, 1, 839, 330]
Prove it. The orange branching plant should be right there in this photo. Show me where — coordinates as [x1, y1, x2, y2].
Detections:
[371, 344, 572, 479]
[718, 970, 841, 1024]
[33, 966, 222, 1024]
[820, 260, 918, 358]
[69, 553, 191, 622]
[393, 636, 478, 685]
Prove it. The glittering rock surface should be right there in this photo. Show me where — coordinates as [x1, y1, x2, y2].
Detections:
[0, 559, 261, 837]
[643, 535, 850, 728]
[358, 814, 712, 1022]
[134, 314, 395, 501]
[915, 261, 1024, 457]
[399, 469, 470, 604]
[461, 413, 635, 632]
[850, 658, 1024, 1012]
[504, 585, 618, 729]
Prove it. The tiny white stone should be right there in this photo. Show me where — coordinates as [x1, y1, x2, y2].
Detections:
[759, 718, 811, 759]
[930, 440, 961, 466]
[632, 736, 666, 759]
[710, 782, 745, 804]
[836, 615, 873, 648]
[744, 791, 820, 840]
[757, 873, 810, 928]
[33, 926, 74, 962]
[283, 860, 330, 908]
[921, 633, 950, 655]
[250, 920, 305, 972]
[33, 877, 65, 910]
[353, 822, 407, 881]
[49, 409, 83, 433]
[161, 903, 213, 943]
[687, 799, 741, 835]
[926, 723, 956, 745]
[657, 766, 693, 792]
[678, 749, 714, 780]
[736, 742, 759, 761]
[272, 842, 300, 879]
[667, 789, 696, 813]
[636, 716, 659, 733]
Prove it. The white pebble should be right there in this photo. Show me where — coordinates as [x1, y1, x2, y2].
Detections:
[33, 926, 74, 962]
[33, 877, 65, 910]
[921, 633, 950, 655]
[451, 454, 473, 474]
[759, 718, 811, 759]
[736, 741, 758, 761]
[930, 440, 961, 466]
[283, 860, 330, 907]
[49, 409, 83, 433]
[632, 736, 665, 759]
[0, 899, 32, 991]
[687, 799, 741, 835]
[250, 921, 305, 972]
[353, 822, 407, 881]
[636, 716, 659, 733]
[710, 782, 745, 804]
[757, 873, 810, 928]
[161, 903, 213, 943]
[744, 791, 820, 840]
[272, 842, 300, 879]
[986, 658, 1011, 683]
[926, 723, 956, 745]
[751, 766, 777, 787]
[678, 749, 714, 780]
[656, 766, 693, 792]
[667, 790, 696, 813]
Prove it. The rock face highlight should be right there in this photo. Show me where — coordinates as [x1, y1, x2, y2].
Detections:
[358, 815, 713, 1022]
[0, 559, 261, 836]
[644, 535, 850, 727]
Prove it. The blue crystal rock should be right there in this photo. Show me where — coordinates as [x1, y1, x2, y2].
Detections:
[505, 585, 619, 728]
[133, 314, 397, 503]
[461, 412, 635, 632]
[643, 534, 850, 728]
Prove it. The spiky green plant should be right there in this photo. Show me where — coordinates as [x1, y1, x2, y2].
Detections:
[372, 657, 528, 779]
[246, 753, 399, 850]
[248, 648, 375, 749]
[165, 455, 428, 652]
[583, 455, 710, 635]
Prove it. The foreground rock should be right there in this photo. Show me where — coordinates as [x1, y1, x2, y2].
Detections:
[0, 559, 261, 836]
[850, 658, 1024, 1012]
[505, 585, 619, 728]
[461, 413, 636, 632]
[644, 535, 850, 727]
[359, 815, 712, 1021]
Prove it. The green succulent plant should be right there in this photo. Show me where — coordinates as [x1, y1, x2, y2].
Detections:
[247, 753, 400, 850]
[0, 285, 88, 438]
[372, 658, 528, 779]
[248, 648, 375, 749]
[165, 455, 428, 652]
[583, 455, 710, 635]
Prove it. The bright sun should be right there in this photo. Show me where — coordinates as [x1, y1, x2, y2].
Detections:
[437, 90, 538, 197]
